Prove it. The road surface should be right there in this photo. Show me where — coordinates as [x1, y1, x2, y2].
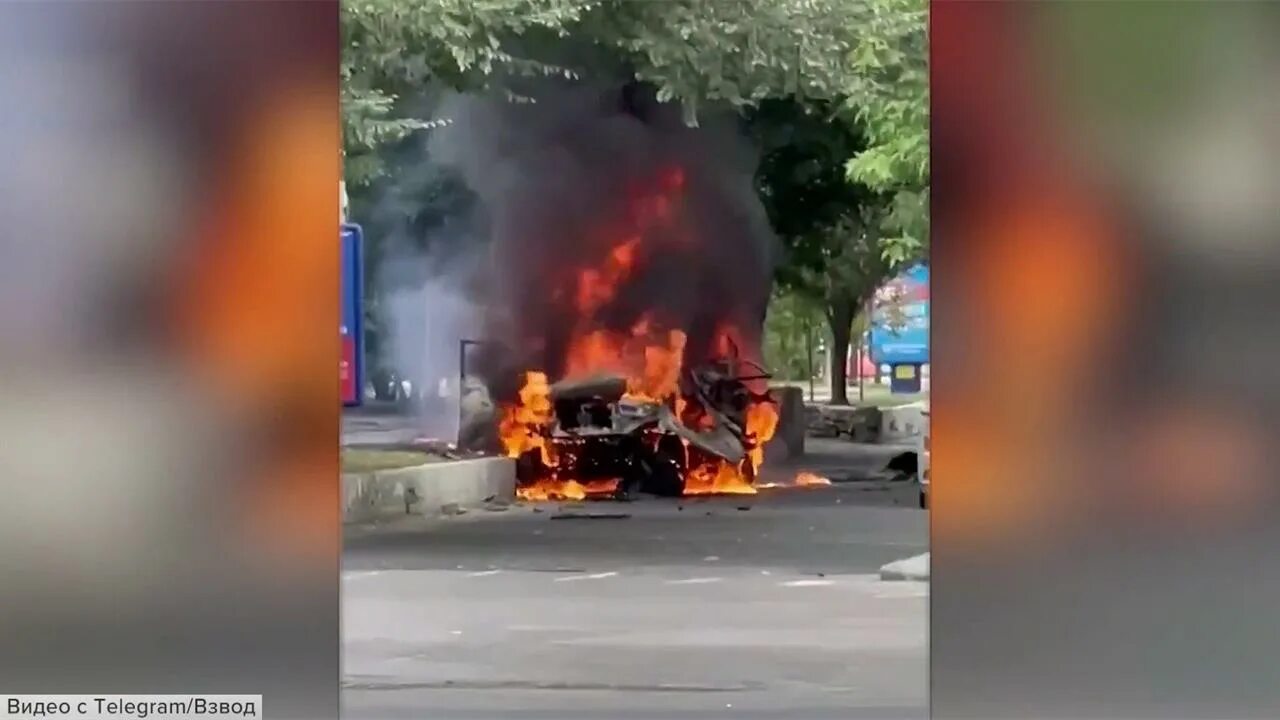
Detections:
[343, 484, 928, 719]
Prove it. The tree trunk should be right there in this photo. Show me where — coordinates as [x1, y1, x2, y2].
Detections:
[826, 300, 855, 405]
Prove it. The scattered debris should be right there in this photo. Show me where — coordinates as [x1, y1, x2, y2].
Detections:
[885, 451, 918, 480]
[736, 505, 751, 512]
[483, 497, 513, 512]
[440, 502, 467, 516]
[703, 555, 720, 562]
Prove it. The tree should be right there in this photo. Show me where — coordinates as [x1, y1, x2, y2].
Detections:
[340, 0, 890, 184]
[752, 97, 895, 405]
[341, 0, 593, 186]
[799, 208, 895, 405]
[842, 0, 929, 263]
[340, 0, 925, 402]
[763, 286, 824, 383]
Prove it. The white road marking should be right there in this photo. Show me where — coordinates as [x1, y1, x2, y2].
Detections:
[781, 579, 836, 587]
[554, 571, 619, 582]
[467, 569, 503, 577]
[664, 577, 723, 585]
[342, 571, 382, 581]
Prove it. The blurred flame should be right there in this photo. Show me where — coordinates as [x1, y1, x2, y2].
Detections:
[685, 462, 758, 495]
[498, 371, 554, 462]
[794, 471, 831, 486]
[515, 478, 619, 502]
[498, 167, 777, 498]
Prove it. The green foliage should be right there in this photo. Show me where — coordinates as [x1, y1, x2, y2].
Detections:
[340, 0, 926, 388]
[340, 0, 902, 182]
[341, 0, 595, 185]
[763, 286, 824, 381]
[841, 0, 929, 263]
[750, 97, 892, 311]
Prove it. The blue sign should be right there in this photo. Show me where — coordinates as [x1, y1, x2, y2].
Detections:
[341, 224, 365, 406]
[869, 264, 929, 366]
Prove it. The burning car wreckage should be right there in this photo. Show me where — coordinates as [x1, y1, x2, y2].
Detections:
[439, 85, 794, 501]
[460, 348, 780, 501]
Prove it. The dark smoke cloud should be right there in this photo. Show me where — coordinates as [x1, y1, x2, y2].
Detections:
[429, 83, 780, 398]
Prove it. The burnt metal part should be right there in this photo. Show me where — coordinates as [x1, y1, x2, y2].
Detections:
[511, 357, 774, 496]
[550, 374, 627, 402]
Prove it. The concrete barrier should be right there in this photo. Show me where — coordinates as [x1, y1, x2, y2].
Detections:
[765, 386, 805, 460]
[343, 456, 515, 524]
[877, 403, 925, 444]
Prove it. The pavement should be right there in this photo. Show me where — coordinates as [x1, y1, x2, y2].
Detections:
[343, 408, 431, 446]
[343, 481, 929, 719]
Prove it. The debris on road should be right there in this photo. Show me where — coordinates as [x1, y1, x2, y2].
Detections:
[440, 502, 467, 516]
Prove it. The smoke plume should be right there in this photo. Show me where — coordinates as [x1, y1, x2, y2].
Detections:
[429, 82, 780, 400]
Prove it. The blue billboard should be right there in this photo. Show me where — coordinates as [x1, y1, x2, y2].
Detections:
[869, 263, 929, 366]
[341, 224, 365, 406]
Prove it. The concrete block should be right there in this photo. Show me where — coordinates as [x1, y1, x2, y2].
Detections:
[343, 456, 515, 524]
[765, 386, 805, 460]
[847, 406, 882, 443]
[877, 404, 925, 444]
[880, 552, 930, 581]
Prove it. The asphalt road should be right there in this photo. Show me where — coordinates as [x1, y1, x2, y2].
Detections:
[343, 485, 929, 720]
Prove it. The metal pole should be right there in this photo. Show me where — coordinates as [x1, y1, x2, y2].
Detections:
[805, 319, 815, 403]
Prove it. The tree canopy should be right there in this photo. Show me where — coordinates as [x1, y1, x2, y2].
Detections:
[341, 0, 928, 402]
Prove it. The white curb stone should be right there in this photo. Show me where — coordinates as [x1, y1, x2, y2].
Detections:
[879, 552, 930, 581]
[342, 456, 515, 524]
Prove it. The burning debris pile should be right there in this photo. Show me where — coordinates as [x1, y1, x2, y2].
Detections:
[500, 339, 780, 500]
[434, 83, 781, 499]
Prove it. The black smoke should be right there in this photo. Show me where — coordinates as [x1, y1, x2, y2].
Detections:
[430, 83, 779, 400]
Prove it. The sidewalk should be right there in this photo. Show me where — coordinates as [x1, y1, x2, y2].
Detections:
[342, 409, 424, 446]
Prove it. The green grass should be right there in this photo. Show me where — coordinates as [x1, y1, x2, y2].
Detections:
[846, 384, 928, 409]
[770, 380, 928, 409]
[341, 448, 435, 473]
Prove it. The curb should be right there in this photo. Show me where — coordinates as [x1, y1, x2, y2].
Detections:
[342, 456, 515, 524]
[879, 552, 930, 581]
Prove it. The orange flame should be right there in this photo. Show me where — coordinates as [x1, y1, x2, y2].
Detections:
[575, 236, 640, 315]
[501, 166, 781, 498]
[794, 471, 831, 486]
[684, 462, 759, 495]
[498, 371, 554, 462]
[745, 402, 779, 471]
[515, 478, 619, 502]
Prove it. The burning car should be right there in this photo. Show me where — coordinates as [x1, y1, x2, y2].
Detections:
[494, 344, 779, 501]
